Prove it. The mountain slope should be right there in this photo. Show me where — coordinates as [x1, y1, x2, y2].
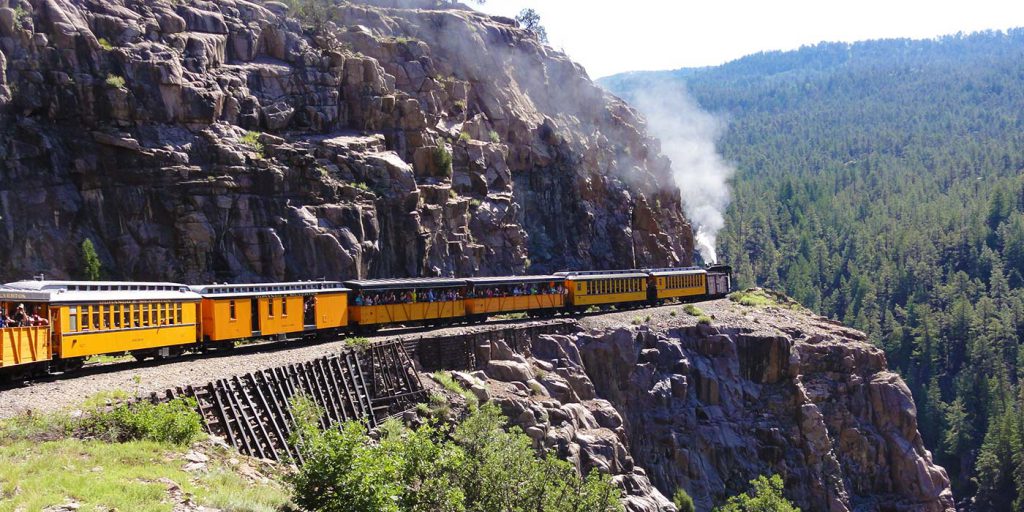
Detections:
[602, 30, 1024, 509]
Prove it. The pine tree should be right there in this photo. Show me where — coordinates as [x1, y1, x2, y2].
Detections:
[80, 239, 101, 281]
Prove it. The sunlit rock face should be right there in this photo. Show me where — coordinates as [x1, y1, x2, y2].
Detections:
[0, 0, 692, 283]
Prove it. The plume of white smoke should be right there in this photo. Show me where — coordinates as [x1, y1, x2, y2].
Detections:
[629, 82, 734, 264]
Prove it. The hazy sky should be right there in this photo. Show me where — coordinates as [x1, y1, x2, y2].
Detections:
[475, 0, 1024, 79]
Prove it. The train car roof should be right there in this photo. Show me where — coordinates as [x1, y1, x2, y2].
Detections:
[465, 275, 564, 286]
[3, 280, 200, 303]
[0, 284, 53, 302]
[190, 281, 350, 298]
[343, 277, 467, 290]
[644, 267, 707, 277]
[554, 270, 649, 280]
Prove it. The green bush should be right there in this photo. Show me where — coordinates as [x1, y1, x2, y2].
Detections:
[105, 74, 126, 89]
[12, 6, 29, 24]
[97, 37, 114, 51]
[673, 488, 696, 512]
[283, 0, 333, 32]
[80, 398, 203, 446]
[714, 474, 800, 512]
[289, 403, 623, 512]
[697, 315, 713, 325]
[458, 131, 471, 142]
[434, 145, 453, 177]
[488, 130, 500, 143]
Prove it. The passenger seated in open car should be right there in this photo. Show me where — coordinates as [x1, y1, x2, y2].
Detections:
[9, 304, 27, 326]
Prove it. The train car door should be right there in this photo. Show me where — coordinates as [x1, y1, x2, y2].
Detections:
[251, 298, 260, 335]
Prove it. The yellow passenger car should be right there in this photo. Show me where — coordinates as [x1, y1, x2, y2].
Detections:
[190, 281, 350, 343]
[465, 276, 565, 318]
[344, 278, 467, 328]
[647, 268, 707, 302]
[4, 280, 201, 364]
[557, 271, 650, 309]
[0, 285, 54, 372]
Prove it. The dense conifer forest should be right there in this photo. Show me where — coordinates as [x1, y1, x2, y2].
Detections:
[603, 29, 1024, 509]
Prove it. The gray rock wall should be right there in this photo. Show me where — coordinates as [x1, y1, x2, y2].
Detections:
[437, 315, 955, 511]
[0, 0, 692, 282]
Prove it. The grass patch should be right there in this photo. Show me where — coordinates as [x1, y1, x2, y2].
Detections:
[80, 389, 131, 410]
[0, 438, 290, 511]
[240, 130, 264, 156]
[104, 74, 126, 89]
[459, 130, 471, 142]
[682, 304, 704, 317]
[345, 336, 372, 351]
[97, 37, 113, 50]
[432, 371, 479, 410]
[728, 288, 803, 309]
[85, 353, 132, 365]
[488, 130, 500, 143]
[453, 99, 467, 110]
[492, 312, 527, 320]
[696, 315, 713, 325]
[0, 394, 288, 511]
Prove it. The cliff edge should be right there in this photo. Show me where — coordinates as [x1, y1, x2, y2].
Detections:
[434, 297, 955, 511]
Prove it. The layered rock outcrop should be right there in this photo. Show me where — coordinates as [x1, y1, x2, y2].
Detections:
[0, 0, 692, 282]
[432, 300, 955, 511]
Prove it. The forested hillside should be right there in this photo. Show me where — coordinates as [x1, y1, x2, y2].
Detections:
[603, 29, 1024, 510]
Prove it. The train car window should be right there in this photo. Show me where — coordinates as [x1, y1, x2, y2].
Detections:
[112, 305, 120, 328]
[92, 306, 100, 331]
[268, 298, 274, 317]
[69, 306, 78, 332]
[229, 300, 237, 320]
[576, 282, 582, 292]
[176, 303, 182, 324]
[281, 297, 287, 317]
[143, 304, 150, 327]
[104, 306, 111, 329]
[161, 303, 168, 325]
[122, 306, 130, 328]
[131, 304, 138, 327]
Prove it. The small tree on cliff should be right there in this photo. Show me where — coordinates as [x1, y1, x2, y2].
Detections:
[283, 0, 333, 33]
[715, 475, 799, 512]
[80, 239, 101, 281]
[515, 8, 548, 43]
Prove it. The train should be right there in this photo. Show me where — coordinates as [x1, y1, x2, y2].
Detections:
[0, 265, 731, 378]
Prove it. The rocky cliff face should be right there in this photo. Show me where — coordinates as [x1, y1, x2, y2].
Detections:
[439, 300, 955, 511]
[0, 0, 692, 282]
